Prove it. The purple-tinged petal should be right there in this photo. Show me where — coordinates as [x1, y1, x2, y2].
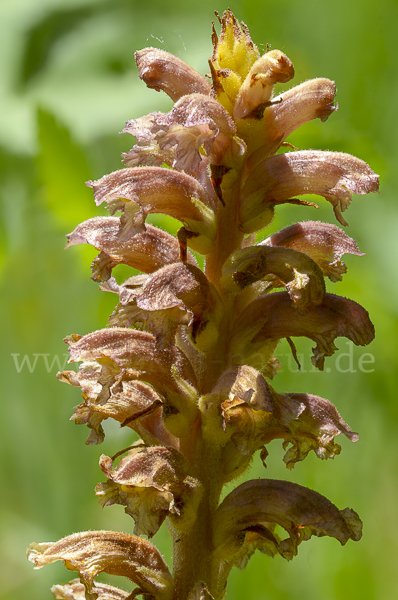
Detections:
[261, 220, 364, 281]
[246, 78, 337, 162]
[213, 479, 362, 562]
[87, 167, 216, 254]
[135, 47, 211, 101]
[65, 328, 196, 390]
[123, 94, 244, 173]
[276, 392, 359, 467]
[28, 531, 173, 600]
[231, 291, 374, 370]
[96, 446, 202, 537]
[240, 150, 380, 231]
[66, 217, 196, 282]
[222, 245, 325, 308]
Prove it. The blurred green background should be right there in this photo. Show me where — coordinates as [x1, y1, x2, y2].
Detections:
[1, 0, 397, 598]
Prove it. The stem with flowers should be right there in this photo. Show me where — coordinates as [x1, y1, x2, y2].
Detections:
[27, 10, 378, 600]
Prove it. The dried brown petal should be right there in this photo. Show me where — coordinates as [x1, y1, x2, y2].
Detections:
[216, 370, 359, 467]
[51, 578, 129, 600]
[87, 167, 216, 254]
[275, 392, 359, 467]
[66, 328, 196, 387]
[96, 446, 202, 537]
[213, 479, 362, 562]
[240, 150, 380, 232]
[66, 217, 196, 282]
[58, 363, 175, 446]
[222, 245, 325, 308]
[261, 220, 364, 281]
[212, 364, 276, 412]
[122, 94, 243, 172]
[197, 366, 277, 482]
[135, 47, 211, 101]
[111, 263, 223, 350]
[231, 291, 374, 370]
[59, 329, 200, 442]
[28, 531, 173, 600]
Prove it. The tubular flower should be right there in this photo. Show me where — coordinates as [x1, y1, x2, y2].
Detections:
[29, 10, 378, 600]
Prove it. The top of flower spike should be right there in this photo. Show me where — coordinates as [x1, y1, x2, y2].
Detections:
[209, 10, 294, 116]
[211, 10, 260, 81]
[209, 10, 259, 112]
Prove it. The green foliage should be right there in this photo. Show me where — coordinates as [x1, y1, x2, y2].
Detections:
[37, 108, 94, 226]
[1, 0, 397, 599]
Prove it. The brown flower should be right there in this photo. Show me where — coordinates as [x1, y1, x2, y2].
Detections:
[30, 10, 378, 600]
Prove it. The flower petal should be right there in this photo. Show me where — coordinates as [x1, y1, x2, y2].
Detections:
[66, 328, 195, 385]
[27, 531, 173, 600]
[59, 329, 199, 442]
[261, 220, 364, 282]
[135, 47, 211, 101]
[209, 365, 358, 470]
[96, 446, 202, 537]
[240, 150, 380, 231]
[222, 244, 325, 308]
[66, 217, 197, 282]
[213, 479, 362, 561]
[233, 50, 294, 120]
[246, 78, 337, 162]
[87, 167, 216, 254]
[211, 364, 275, 412]
[51, 578, 129, 600]
[58, 362, 176, 446]
[122, 94, 243, 173]
[110, 263, 223, 351]
[231, 291, 375, 370]
[275, 392, 359, 467]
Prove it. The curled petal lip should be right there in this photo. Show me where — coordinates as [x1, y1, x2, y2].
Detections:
[241, 150, 380, 227]
[122, 94, 239, 173]
[135, 47, 211, 101]
[65, 327, 197, 389]
[28, 531, 173, 600]
[261, 220, 364, 278]
[233, 50, 295, 120]
[231, 291, 374, 370]
[87, 166, 213, 212]
[213, 479, 362, 551]
[87, 167, 217, 254]
[96, 446, 200, 537]
[246, 77, 338, 163]
[66, 217, 197, 281]
[222, 244, 326, 307]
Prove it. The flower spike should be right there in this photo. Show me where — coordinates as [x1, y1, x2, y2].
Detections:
[30, 10, 378, 600]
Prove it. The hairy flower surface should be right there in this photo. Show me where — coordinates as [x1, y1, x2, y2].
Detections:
[29, 10, 378, 600]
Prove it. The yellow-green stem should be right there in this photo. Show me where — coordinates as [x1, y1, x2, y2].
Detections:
[171, 170, 246, 599]
[171, 436, 224, 600]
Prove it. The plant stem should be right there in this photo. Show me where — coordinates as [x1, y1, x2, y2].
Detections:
[172, 435, 224, 600]
[171, 173, 247, 599]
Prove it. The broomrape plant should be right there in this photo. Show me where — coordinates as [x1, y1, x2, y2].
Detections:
[27, 10, 379, 600]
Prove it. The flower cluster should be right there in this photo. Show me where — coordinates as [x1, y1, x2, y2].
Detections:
[28, 10, 378, 600]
